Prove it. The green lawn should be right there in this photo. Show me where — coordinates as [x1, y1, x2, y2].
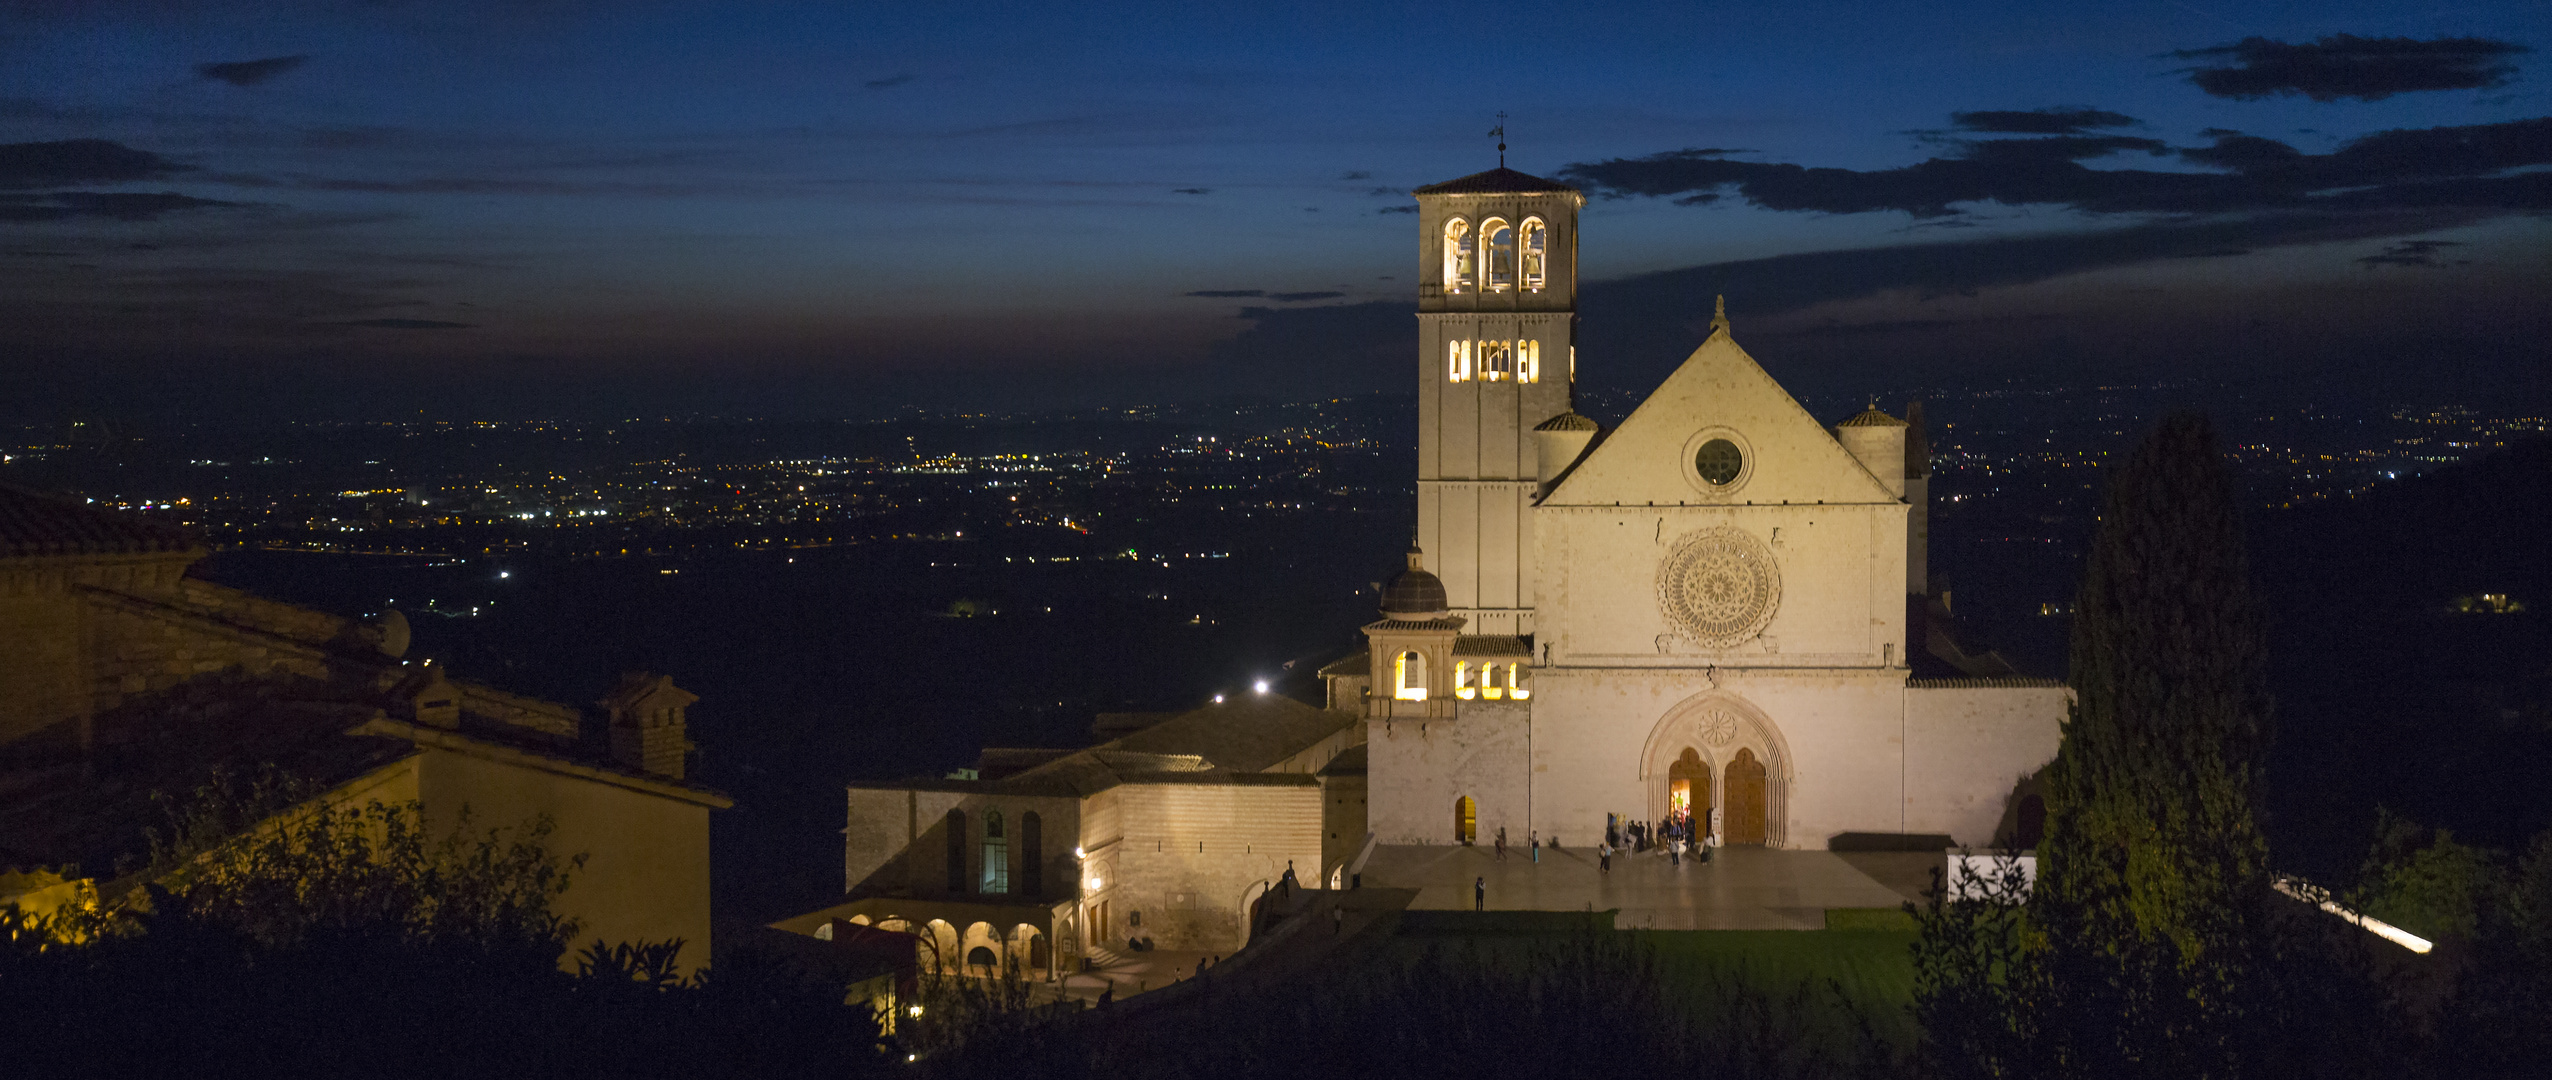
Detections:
[1640, 928, 1920, 1044]
[1385, 912, 1922, 1048]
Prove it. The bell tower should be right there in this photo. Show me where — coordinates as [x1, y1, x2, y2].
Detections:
[1411, 163, 1583, 638]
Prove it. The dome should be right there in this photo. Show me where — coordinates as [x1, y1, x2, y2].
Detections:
[1532, 411, 1599, 432]
[1380, 546, 1450, 619]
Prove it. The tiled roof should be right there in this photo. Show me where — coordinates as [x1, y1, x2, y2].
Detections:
[0, 483, 197, 559]
[1838, 407, 1907, 428]
[1454, 635, 1533, 656]
[1315, 651, 1369, 678]
[1412, 167, 1579, 196]
[1365, 617, 1466, 632]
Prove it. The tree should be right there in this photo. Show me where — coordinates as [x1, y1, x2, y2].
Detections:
[2030, 412, 2275, 1078]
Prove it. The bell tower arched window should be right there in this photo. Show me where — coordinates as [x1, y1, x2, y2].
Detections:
[1447, 339, 1473, 382]
[1442, 219, 1472, 293]
[1521, 217, 1548, 291]
[1483, 218, 1515, 292]
[1394, 650, 1427, 701]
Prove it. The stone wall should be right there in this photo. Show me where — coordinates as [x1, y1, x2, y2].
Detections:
[1903, 681, 2066, 847]
[844, 786, 1082, 905]
[1364, 700, 1530, 846]
[1081, 778, 1320, 952]
[1526, 668, 1910, 849]
[1320, 772, 1368, 882]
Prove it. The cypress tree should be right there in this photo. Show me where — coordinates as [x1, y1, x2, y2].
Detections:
[2030, 413, 2273, 1078]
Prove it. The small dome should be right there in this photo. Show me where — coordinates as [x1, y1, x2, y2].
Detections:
[1532, 411, 1599, 432]
[1838, 405, 1906, 428]
[1380, 546, 1450, 619]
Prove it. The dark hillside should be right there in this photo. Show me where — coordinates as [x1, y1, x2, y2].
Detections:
[2254, 439, 2552, 879]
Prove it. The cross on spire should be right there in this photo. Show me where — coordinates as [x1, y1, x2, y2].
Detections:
[1489, 112, 1507, 167]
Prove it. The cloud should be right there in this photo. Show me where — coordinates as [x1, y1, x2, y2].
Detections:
[1374, 205, 1416, 214]
[0, 140, 190, 190]
[1341, 171, 1372, 180]
[0, 191, 241, 222]
[1184, 289, 1264, 298]
[340, 318, 475, 329]
[1171, 187, 1211, 195]
[197, 55, 310, 87]
[864, 74, 914, 90]
[1267, 291, 1344, 302]
[2168, 35, 2529, 102]
[1948, 108, 2139, 135]
[1559, 117, 2552, 218]
[2355, 239, 2467, 268]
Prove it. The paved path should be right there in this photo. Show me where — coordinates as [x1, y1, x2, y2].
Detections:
[1359, 843, 1934, 929]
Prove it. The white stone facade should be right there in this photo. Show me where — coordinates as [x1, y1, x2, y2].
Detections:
[1356, 167, 2065, 854]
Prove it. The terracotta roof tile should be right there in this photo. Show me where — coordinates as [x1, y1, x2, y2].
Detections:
[0, 483, 197, 559]
[1411, 167, 1579, 196]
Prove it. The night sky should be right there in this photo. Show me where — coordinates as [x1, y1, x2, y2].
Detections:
[5, 1, 2547, 422]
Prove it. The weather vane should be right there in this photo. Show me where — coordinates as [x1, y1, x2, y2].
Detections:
[1489, 112, 1507, 167]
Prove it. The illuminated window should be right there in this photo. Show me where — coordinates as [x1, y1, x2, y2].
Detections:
[1448, 339, 1473, 382]
[1454, 661, 1475, 700]
[1509, 662, 1531, 700]
[981, 810, 1010, 894]
[1521, 218, 1548, 291]
[1483, 218, 1514, 291]
[1480, 340, 1512, 381]
[1520, 340, 1540, 383]
[1480, 662, 1503, 700]
[1443, 219, 1472, 292]
[1394, 650, 1427, 701]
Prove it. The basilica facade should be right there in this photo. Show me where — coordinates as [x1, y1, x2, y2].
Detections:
[819, 162, 2064, 963]
[1319, 164, 2065, 856]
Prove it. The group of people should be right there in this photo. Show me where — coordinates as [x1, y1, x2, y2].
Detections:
[1597, 811, 1716, 873]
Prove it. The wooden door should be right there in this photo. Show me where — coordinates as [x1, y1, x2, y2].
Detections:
[1726, 748, 1768, 846]
[1455, 796, 1477, 844]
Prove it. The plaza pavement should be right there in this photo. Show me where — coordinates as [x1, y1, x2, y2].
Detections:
[1359, 842, 1938, 930]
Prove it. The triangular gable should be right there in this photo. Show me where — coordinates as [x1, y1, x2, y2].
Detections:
[1547, 326, 1898, 506]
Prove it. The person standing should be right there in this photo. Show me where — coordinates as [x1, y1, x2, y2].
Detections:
[1496, 826, 1507, 861]
[1474, 876, 1486, 911]
[1671, 835, 1684, 867]
[1529, 830, 1540, 863]
[1598, 840, 1613, 874]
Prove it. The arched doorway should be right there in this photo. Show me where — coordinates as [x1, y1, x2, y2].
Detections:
[1726, 748, 1768, 846]
[1666, 748, 1712, 834]
[1453, 795, 1476, 845]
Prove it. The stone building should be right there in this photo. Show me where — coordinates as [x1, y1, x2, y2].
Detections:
[1320, 164, 2064, 856]
[809, 160, 2064, 961]
[0, 484, 729, 970]
[789, 693, 1354, 972]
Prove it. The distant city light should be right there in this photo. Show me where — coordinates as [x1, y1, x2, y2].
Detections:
[498, 571, 511, 579]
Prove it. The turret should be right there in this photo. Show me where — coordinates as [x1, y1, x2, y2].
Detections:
[1834, 405, 1908, 501]
[1531, 411, 1599, 497]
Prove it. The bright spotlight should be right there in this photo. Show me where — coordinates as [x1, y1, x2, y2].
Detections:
[498, 571, 511, 579]
[1254, 680, 1269, 694]
[1212, 694, 1224, 704]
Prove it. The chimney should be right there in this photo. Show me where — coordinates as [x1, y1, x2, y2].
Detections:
[599, 672, 698, 780]
[394, 661, 462, 729]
